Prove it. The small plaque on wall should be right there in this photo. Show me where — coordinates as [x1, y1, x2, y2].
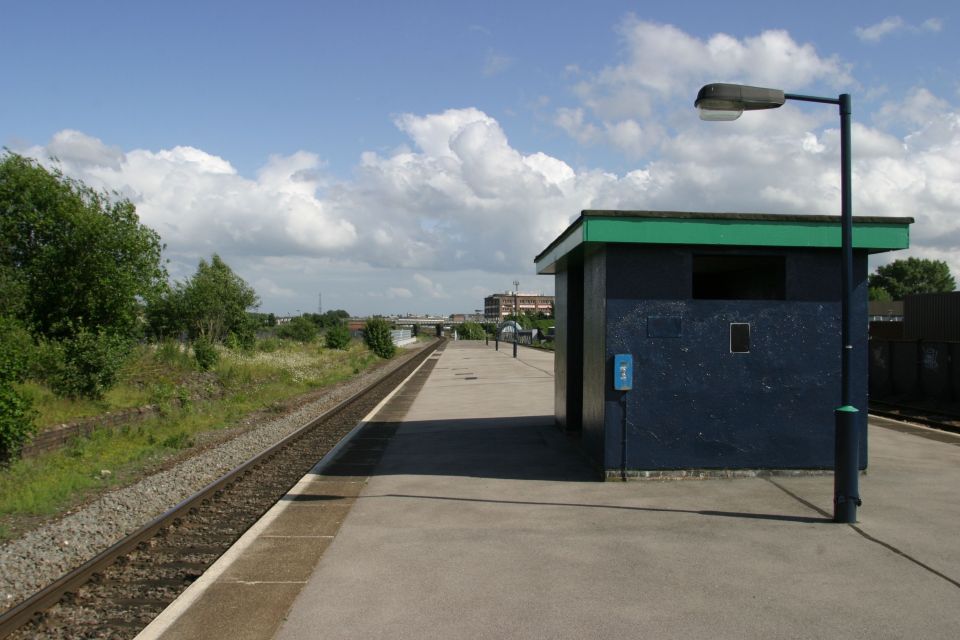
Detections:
[647, 316, 682, 338]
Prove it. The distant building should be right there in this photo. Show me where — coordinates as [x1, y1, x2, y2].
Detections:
[484, 292, 554, 320]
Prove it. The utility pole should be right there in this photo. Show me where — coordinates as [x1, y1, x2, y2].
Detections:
[318, 292, 322, 315]
[513, 280, 519, 358]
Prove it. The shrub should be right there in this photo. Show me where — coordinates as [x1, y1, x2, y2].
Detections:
[193, 336, 219, 371]
[457, 322, 485, 340]
[160, 431, 194, 450]
[37, 328, 131, 400]
[226, 313, 258, 351]
[276, 317, 318, 343]
[154, 339, 191, 367]
[363, 318, 395, 359]
[0, 382, 36, 461]
[256, 337, 282, 353]
[0, 317, 37, 460]
[325, 323, 351, 350]
[225, 329, 255, 352]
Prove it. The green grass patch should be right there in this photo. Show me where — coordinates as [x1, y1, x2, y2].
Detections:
[0, 338, 381, 541]
[21, 343, 199, 426]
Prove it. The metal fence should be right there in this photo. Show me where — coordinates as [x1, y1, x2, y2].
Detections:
[869, 339, 960, 402]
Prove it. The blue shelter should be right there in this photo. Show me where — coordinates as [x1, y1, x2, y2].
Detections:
[534, 211, 913, 477]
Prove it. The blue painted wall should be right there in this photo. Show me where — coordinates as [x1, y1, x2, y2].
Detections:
[589, 244, 869, 471]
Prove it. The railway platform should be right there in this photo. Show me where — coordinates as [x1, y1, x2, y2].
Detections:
[139, 341, 960, 639]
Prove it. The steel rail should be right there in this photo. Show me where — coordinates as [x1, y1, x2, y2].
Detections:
[0, 339, 441, 638]
[868, 400, 960, 435]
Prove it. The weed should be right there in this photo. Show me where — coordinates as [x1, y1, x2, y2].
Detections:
[160, 432, 194, 450]
[154, 339, 191, 367]
[256, 337, 282, 353]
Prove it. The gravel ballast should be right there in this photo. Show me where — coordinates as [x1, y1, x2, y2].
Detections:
[0, 344, 426, 613]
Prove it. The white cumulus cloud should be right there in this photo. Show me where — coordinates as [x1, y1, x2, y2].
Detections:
[25, 131, 357, 262]
[855, 16, 943, 42]
[555, 18, 852, 158]
[19, 84, 960, 315]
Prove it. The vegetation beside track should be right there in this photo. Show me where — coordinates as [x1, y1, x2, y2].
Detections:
[0, 339, 379, 542]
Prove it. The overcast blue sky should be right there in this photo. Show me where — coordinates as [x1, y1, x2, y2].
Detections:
[3, 1, 958, 315]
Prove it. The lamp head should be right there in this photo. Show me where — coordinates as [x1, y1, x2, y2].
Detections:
[695, 83, 786, 121]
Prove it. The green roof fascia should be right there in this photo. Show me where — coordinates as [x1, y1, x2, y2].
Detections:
[535, 219, 585, 274]
[535, 216, 910, 275]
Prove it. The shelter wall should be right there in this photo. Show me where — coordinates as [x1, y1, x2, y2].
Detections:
[584, 244, 869, 471]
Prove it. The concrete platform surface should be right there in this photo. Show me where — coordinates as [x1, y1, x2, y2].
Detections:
[145, 341, 960, 639]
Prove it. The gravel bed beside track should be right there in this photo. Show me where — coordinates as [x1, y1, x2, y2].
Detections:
[0, 343, 427, 614]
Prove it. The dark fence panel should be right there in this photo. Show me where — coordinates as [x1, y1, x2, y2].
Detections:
[952, 343, 960, 402]
[869, 339, 958, 402]
[868, 340, 892, 397]
[890, 341, 919, 397]
[904, 293, 960, 341]
[919, 342, 952, 401]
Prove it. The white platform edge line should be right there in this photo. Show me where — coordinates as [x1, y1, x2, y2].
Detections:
[133, 349, 439, 640]
[868, 414, 960, 440]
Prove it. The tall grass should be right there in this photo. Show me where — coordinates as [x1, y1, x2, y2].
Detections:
[0, 338, 378, 541]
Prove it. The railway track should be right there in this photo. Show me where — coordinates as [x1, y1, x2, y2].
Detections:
[869, 400, 960, 435]
[0, 339, 443, 640]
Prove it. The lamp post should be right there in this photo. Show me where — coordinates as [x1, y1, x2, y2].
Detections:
[512, 280, 520, 358]
[695, 83, 860, 524]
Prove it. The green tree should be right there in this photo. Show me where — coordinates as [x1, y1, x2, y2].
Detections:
[155, 255, 260, 343]
[0, 152, 166, 340]
[305, 309, 351, 330]
[144, 283, 185, 339]
[868, 257, 956, 300]
[363, 317, 395, 359]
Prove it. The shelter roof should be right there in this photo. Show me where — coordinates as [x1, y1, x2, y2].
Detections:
[534, 210, 913, 274]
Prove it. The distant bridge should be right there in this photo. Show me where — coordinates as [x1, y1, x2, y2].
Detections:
[392, 317, 484, 327]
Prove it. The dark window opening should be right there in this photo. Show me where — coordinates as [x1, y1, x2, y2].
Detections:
[730, 323, 751, 353]
[692, 255, 786, 300]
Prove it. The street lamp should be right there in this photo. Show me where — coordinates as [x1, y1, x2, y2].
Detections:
[695, 83, 860, 524]
[512, 280, 520, 358]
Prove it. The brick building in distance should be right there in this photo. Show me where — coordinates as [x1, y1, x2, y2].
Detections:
[484, 292, 554, 320]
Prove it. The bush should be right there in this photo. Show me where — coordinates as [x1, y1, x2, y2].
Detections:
[0, 317, 37, 460]
[226, 313, 258, 351]
[192, 336, 219, 371]
[325, 323, 351, 350]
[256, 337, 282, 353]
[276, 317, 318, 343]
[37, 328, 131, 400]
[363, 318, 395, 359]
[457, 322, 485, 340]
[0, 317, 33, 382]
[0, 382, 36, 461]
[154, 339, 191, 367]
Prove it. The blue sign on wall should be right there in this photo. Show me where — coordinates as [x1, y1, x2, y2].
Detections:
[613, 354, 633, 391]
